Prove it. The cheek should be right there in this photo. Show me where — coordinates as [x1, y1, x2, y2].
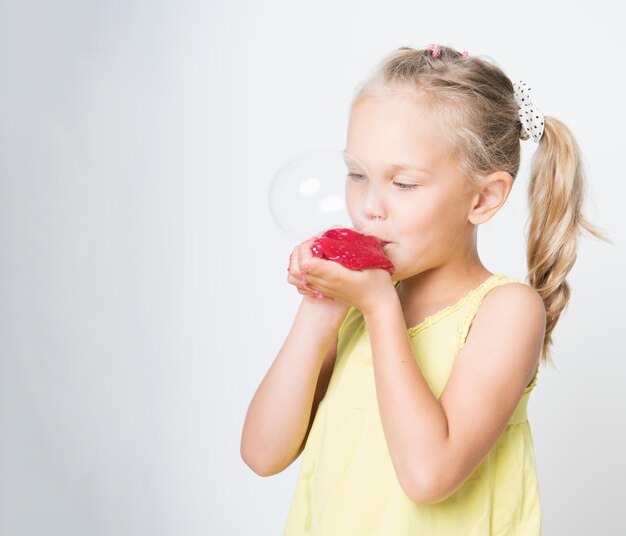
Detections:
[396, 201, 438, 236]
[413, 192, 467, 232]
[395, 198, 462, 254]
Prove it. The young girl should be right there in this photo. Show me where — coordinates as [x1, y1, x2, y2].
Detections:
[241, 44, 607, 535]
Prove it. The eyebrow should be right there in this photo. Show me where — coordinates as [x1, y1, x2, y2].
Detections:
[389, 162, 431, 173]
[342, 151, 430, 174]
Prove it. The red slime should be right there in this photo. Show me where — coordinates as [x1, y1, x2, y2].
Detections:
[310, 228, 394, 274]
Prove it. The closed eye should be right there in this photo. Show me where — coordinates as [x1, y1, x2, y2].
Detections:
[346, 173, 418, 191]
[394, 182, 419, 191]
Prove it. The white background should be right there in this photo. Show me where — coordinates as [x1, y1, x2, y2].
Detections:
[1, 0, 624, 534]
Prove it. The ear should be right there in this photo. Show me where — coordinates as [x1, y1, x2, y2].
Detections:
[467, 171, 513, 225]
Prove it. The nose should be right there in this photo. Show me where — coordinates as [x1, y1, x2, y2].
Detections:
[363, 185, 387, 221]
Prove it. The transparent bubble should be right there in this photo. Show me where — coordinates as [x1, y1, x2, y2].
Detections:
[268, 149, 355, 242]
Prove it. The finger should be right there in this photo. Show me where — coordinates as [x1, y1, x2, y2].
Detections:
[288, 272, 323, 300]
[290, 236, 318, 279]
[297, 287, 319, 298]
[301, 273, 325, 289]
[298, 241, 321, 289]
[301, 256, 328, 277]
[288, 247, 302, 279]
[303, 274, 324, 298]
[288, 272, 321, 298]
[299, 242, 314, 273]
[287, 271, 310, 292]
[298, 282, 324, 299]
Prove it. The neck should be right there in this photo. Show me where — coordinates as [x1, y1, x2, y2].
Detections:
[396, 250, 492, 310]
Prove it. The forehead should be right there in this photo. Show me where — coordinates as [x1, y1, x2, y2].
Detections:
[345, 93, 450, 171]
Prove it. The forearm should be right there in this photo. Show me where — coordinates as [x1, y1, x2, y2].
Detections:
[241, 300, 346, 476]
[363, 292, 449, 501]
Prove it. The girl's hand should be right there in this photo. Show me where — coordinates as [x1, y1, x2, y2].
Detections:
[299, 255, 396, 316]
[287, 233, 350, 318]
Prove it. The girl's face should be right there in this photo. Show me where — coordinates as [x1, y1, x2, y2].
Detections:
[344, 93, 476, 281]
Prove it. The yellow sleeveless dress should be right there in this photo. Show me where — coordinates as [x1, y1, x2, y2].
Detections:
[283, 274, 541, 535]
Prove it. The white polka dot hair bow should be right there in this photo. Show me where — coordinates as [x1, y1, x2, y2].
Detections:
[513, 81, 544, 143]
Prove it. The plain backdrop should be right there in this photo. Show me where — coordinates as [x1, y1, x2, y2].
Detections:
[1, 0, 625, 535]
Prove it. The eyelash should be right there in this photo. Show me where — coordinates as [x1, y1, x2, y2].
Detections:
[346, 173, 419, 191]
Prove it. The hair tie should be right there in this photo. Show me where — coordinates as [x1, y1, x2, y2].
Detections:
[513, 81, 544, 143]
[426, 44, 441, 57]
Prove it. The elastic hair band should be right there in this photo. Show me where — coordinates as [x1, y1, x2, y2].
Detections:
[426, 43, 441, 57]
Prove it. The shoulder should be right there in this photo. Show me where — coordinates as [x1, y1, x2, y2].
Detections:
[469, 279, 546, 355]
[458, 277, 546, 352]
[482, 280, 546, 326]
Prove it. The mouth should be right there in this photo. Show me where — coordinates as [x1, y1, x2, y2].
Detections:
[359, 229, 392, 248]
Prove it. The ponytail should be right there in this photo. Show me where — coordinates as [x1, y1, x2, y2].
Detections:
[350, 45, 611, 366]
[526, 116, 611, 366]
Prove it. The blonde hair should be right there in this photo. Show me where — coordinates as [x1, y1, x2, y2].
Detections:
[350, 45, 610, 366]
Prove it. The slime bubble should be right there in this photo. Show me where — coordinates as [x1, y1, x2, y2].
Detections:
[268, 149, 353, 241]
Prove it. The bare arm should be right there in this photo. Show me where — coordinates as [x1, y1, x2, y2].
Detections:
[240, 299, 346, 477]
[293, 333, 338, 460]
[363, 282, 544, 504]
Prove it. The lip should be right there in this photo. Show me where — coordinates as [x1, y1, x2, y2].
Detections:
[360, 230, 392, 247]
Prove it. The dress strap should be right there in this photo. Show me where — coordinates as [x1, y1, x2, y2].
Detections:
[455, 274, 525, 353]
[455, 274, 540, 393]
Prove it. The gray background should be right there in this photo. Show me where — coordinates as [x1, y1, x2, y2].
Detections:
[1, 0, 624, 534]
